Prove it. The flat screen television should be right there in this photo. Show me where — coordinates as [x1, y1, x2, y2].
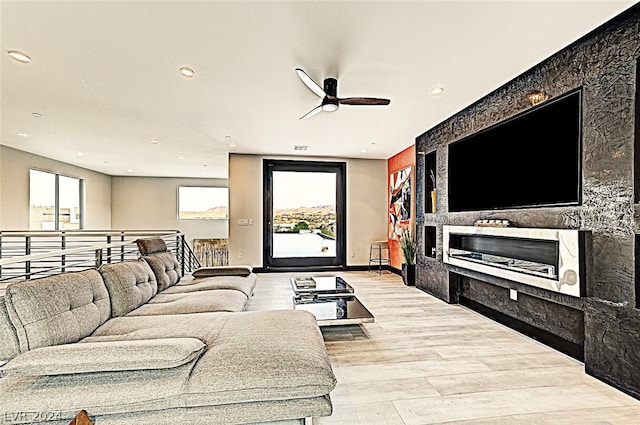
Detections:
[448, 89, 582, 212]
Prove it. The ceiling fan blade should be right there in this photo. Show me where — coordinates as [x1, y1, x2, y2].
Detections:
[295, 68, 325, 98]
[339, 97, 391, 106]
[299, 104, 323, 120]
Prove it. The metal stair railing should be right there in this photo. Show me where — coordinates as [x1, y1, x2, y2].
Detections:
[174, 233, 202, 277]
[0, 230, 201, 283]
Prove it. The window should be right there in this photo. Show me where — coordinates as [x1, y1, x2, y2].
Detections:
[178, 186, 229, 220]
[29, 169, 83, 230]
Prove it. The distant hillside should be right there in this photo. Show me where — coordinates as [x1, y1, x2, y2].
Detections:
[274, 205, 336, 228]
[274, 205, 335, 215]
[181, 206, 228, 219]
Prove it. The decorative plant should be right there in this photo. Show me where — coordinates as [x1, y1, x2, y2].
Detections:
[399, 227, 416, 266]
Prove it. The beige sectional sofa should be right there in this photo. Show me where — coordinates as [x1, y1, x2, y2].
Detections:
[0, 239, 336, 425]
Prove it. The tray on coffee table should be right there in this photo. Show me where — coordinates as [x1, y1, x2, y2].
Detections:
[290, 275, 354, 296]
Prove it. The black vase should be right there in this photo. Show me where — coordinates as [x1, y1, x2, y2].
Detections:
[402, 263, 415, 286]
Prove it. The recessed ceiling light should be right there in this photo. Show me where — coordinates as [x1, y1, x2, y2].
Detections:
[430, 85, 445, 96]
[17, 132, 29, 138]
[177, 155, 184, 160]
[77, 152, 85, 157]
[179, 66, 195, 78]
[127, 169, 134, 173]
[7, 49, 31, 63]
[32, 112, 42, 118]
[149, 139, 159, 145]
[361, 149, 368, 153]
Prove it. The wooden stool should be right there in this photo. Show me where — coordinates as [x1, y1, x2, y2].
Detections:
[368, 240, 389, 274]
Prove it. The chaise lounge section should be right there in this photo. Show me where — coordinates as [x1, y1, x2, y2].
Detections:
[0, 239, 336, 425]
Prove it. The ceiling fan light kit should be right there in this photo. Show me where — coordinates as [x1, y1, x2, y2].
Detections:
[295, 68, 390, 120]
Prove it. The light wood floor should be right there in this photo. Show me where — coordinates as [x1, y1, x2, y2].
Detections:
[248, 271, 640, 425]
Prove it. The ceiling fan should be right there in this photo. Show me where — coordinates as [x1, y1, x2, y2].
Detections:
[295, 68, 391, 120]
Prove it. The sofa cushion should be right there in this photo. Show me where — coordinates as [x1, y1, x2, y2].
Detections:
[84, 312, 230, 344]
[1, 338, 205, 376]
[164, 273, 257, 298]
[0, 297, 21, 362]
[186, 310, 337, 404]
[126, 290, 248, 316]
[136, 237, 168, 255]
[192, 265, 253, 278]
[143, 251, 181, 291]
[3, 269, 111, 352]
[82, 311, 336, 405]
[99, 260, 158, 317]
[0, 356, 195, 423]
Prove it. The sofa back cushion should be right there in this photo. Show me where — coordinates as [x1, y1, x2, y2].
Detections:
[3, 269, 111, 352]
[143, 252, 181, 291]
[136, 237, 168, 255]
[99, 259, 158, 317]
[0, 297, 21, 362]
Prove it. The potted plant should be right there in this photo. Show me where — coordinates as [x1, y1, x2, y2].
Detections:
[400, 227, 416, 286]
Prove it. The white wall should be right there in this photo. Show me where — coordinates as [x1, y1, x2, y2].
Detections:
[228, 153, 388, 267]
[0, 146, 388, 266]
[111, 176, 229, 245]
[0, 146, 112, 230]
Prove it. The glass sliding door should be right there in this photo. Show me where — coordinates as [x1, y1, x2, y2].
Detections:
[264, 159, 345, 269]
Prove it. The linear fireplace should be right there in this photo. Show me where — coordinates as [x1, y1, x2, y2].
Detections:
[443, 225, 589, 297]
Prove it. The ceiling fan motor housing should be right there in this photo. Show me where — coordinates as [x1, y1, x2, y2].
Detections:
[322, 78, 339, 111]
[323, 78, 338, 97]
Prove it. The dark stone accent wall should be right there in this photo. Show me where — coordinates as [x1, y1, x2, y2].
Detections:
[584, 299, 640, 399]
[415, 5, 640, 398]
[459, 276, 584, 347]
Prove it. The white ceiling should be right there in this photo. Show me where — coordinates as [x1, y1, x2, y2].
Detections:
[1, 1, 637, 179]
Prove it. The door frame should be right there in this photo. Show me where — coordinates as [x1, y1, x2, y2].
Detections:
[263, 159, 346, 269]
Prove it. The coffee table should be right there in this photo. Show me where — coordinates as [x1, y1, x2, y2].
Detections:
[290, 275, 374, 326]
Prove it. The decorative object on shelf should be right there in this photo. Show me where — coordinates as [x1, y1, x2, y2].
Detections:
[474, 219, 509, 227]
[430, 189, 437, 213]
[429, 170, 437, 213]
[400, 228, 416, 286]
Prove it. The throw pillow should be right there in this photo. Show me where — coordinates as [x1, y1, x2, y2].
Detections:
[192, 266, 253, 278]
[1, 338, 205, 376]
